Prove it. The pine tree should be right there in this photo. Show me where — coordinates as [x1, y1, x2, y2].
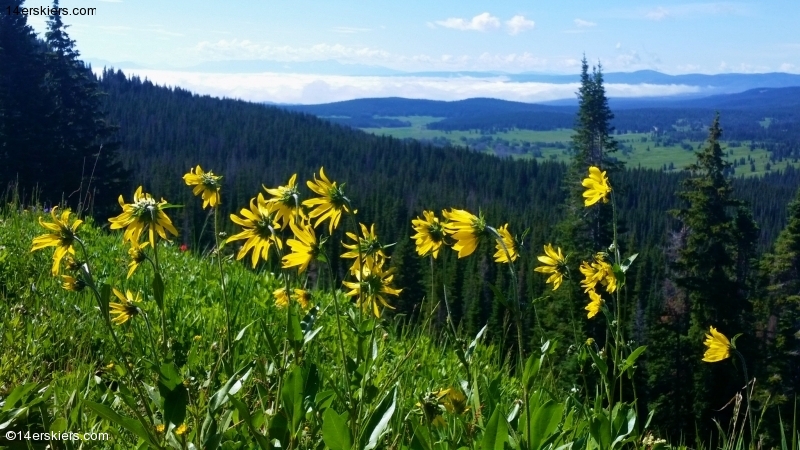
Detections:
[0, 0, 50, 193]
[42, 1, 125, 211]
[671, 113, 754, 435]
[753, 187, 800, 438]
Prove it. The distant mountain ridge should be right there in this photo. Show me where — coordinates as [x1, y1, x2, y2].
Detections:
[283, 86, 800, 118]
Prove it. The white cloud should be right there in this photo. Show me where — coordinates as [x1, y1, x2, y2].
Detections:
[644, 3, 746, 20]
[645, 7, 670, 20]
[435, 13, 501, 31]
[506, 15, 535, 35]
[574, 19, 596, 28]
[718, 61, 771, 73]
[331, 27, 371, 34]
[114, 69, 702, 104]
[192, 40, 392, 62]
[780, 63, 798, 73]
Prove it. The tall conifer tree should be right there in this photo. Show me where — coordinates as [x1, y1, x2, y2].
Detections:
[43, 0, 125, 211]
[671, 113, 755, 436]
[0, 0, 50, 192]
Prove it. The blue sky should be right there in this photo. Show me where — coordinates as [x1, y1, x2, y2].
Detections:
[24, 0, 800, 103]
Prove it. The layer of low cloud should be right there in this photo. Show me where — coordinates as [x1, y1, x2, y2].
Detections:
[574, 18, 597, 28]
[114, 69, 701, 104]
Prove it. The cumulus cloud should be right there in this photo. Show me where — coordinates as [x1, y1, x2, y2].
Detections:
[113, 69, 702, 104]
[435, 13, 501, 31]
[506, 15, 535, 35]
[574, 18, 596, 28]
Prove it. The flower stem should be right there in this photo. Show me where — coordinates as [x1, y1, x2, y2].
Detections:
[213, 207, 233, 363]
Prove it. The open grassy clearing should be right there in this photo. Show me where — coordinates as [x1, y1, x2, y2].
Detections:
[361, 117, 799, 177]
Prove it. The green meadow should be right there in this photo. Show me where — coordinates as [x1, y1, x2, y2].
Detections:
[362, 118, 797, 176]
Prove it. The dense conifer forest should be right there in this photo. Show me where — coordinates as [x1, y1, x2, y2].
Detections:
[2, 4, 799, 444]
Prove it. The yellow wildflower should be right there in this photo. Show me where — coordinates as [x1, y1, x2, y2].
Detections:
[264, 174, 303, 227]
[109, 288, 141, 325]
[582, 166, 612, 207]
[585, 289, 603, 319]
[342, 223, 388, 274]
[127, 241, 149, 279]
[702, 326, 732, 362]
[342, 265, 401, 318]
[183, 165, 222, 209]
[109, 186, 178, 248]
[282, 220, 319, 274]
[226, 194, 283, 268]
[411, 211, 446, 258]
[442, 208, 485, 258]
[492, 224, 518, 263]
[534, 244, 567, 291]
[30, 206, 82, 275]
[302, 167, 352, 234]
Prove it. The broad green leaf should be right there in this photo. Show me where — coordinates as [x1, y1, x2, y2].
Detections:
[621, 346, 647, 374]
[589, 413, 612, 450]
[83, 400, 157, 446]
[529, 401, 564, 450]
[409, 422, 433, 450]
[588, 349, 609, 385]
[620, 253, 638, 273]
[152, 273, 165, 310]
[158, 362, 183, 390]
[363, 386, 397, 450]
[281, 366, 304, 433]
[322, 408, 351, 450]
[482, 407, 508, 450]
[287, 307, 303, 344]
[209, 363, 253, 413]
[228, 396, 270, 449]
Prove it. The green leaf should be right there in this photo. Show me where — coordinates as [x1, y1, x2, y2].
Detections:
[281, 366, 304, 433]
[620, 253, 638, 273]
[363, 386, 397, 450]
[287, 307, 303, 344]
[621, 345, 647, 374]
[588, 349, 609, 385]
[482, 407, 509, 450]
[589, 412, 612, 450]
[83, 400, 157, 446]
[300, 305, 320, 334]
[99, 283, 111, 318]
[466, 324, 488, 363]
[209, 363, 253, 413]
[410, 422, 433, 450]
[152, 273, 165, 310]
[322, 408, 351, 450]
[523, 355, 541, 391]
[259, 321, 280, 360]
[229, 396, 270, 449]
[158, 362, 183, 390]
[529, 401, 564, 450]
[235, 320, 256, 343]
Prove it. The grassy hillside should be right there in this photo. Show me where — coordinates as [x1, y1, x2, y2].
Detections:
[5, 180, 796, 448]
